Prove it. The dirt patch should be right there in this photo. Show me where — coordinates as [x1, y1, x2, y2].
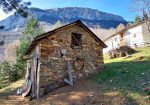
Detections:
[30, 79, 125, 105]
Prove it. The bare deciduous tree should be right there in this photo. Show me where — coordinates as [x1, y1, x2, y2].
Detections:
[0, 0, 31, 29]
[0, 0, 31, 17]
[131, 0, 150, 33]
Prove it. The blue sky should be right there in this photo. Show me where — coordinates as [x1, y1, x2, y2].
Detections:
[0, 0, 139, 21]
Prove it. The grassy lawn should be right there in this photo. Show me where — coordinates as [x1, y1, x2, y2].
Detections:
[0, 79, 24, 93]
[92, 46, 150, 105]
[0, 79, 29, 105]
[0, 79, 24, 97]
[0, 79, 24, 103]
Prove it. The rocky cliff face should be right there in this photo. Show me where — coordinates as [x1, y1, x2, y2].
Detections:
[0, 31, 21, 62]
[46, 7, 125, 21]
[0, 7, 127, 31]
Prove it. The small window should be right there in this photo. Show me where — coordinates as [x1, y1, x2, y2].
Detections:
[71, 33, 82, 47]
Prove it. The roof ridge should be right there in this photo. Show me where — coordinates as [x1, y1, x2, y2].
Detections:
[24, 20, 107, 56]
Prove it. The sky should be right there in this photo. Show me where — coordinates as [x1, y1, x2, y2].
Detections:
[0, 0, 140, 21]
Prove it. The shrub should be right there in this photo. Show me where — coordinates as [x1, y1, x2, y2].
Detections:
[16, 17, 44, 77]
[0, 61, 20, 84]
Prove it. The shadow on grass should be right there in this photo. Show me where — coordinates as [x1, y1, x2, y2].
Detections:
[124, 96, 139, 105]
[145, 56, 150, 61]
[91, 60, 150, 104]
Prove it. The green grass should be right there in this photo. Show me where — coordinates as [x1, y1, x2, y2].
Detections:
[92, 46, 150, 105]
[0, 79, 24, 94]
[0, 79, 25, 103]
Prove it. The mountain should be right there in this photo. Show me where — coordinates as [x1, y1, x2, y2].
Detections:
[0, 7, 126, 63]
[0, 7, 127, 31]
[46, 7, 125, 21]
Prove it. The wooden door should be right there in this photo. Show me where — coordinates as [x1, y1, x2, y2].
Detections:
[31, 57, 39, 98]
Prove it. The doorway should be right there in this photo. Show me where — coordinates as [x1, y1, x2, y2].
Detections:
[31, 57, 39, 98]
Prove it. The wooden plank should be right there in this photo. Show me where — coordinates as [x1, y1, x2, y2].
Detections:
[36, 61, 41, 99]
[22, 79, 32, 97]
[64, 60, 74, 85]
[41, 44, 54, 48]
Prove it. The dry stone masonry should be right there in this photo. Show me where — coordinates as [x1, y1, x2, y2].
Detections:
[24, 20, 107, 98]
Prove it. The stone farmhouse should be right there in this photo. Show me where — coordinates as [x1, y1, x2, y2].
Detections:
[23, 20, 107, 98]
[104, 21, 150, 53]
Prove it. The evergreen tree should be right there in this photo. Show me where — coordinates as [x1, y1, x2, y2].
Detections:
[54, 20, 62, 29]
[0, 61, 19, 84]
[22, 17, 44, 42]
[0, 62, 11, 83]
[134, 15, 142, 24]
[16, 17, 44, 77]
[0, 17, 43, 86]
[126, 22, 132, 27]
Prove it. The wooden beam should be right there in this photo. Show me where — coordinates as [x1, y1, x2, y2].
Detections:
[64, 60, 74, 85]
[36, 60, 41, 99]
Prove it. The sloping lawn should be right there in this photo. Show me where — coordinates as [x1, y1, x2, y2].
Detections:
[0, 79, 29, 105]
[92, 46, 150, 105]
[0, 79, 24, 94]
[0, 79, 24, 102]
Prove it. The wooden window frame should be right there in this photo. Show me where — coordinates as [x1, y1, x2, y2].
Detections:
[71, 33, 82, 48]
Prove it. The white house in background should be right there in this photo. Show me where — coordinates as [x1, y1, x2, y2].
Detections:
[104, 22, 150, 53]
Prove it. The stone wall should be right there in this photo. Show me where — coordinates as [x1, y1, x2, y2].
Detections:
[30, 24, 104, 97]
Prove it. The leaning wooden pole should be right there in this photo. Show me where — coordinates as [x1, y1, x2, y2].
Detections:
[64, 59, 74, 85]
[36, 60, 41, 99]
